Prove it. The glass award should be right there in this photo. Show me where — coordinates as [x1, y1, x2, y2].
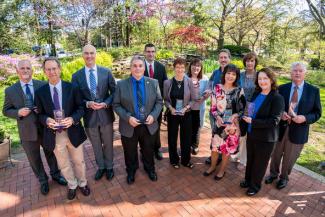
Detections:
[222, 109, 232, 125]
[138, 106, 147, 124]
[24, 94, 34, 110]
[244, 102, 255, 118]
[175, 99, 184, 115]
[53, 109, 65, 130]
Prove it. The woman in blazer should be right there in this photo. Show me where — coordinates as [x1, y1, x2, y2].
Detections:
[240, 68, 284, 196]
[164, 57, 198, 169]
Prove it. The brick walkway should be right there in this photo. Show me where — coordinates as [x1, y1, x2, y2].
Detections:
[0, 124, 324, 217]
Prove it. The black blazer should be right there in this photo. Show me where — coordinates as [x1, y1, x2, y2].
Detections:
[242, 90, 285, 143]
[278, 82, 322, 144]
[144, 60, 168, 94]
[34, 81, 87, 151]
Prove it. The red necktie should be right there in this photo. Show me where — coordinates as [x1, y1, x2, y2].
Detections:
[149, 64, 154, 78]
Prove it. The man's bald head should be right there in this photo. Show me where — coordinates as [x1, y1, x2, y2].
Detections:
[82, 44, 97, 67]
[16, 59, 33, 83]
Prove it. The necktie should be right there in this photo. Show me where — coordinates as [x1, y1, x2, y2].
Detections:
[290, 86, 298, 104]
[89, 68, 97, 97]
[53, 86, 61, 110]
[149, 64, 154, 78]
[25, 84, 32, 98]
[136, 81, 143, 109]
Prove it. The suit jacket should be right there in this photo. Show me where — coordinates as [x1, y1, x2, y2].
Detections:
[163, 76, 199, 110]
[72, 66, 116, 128]
[242, 90, 285, 143]
[2, 79, 45, 142]
[278, 82, 322, 144]
[113, 76, 163, 138]
[144, 60, 168, 94]
[34, 81, 87, 151]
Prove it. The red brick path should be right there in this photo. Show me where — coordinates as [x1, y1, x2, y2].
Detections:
[0, 125, 324, 217]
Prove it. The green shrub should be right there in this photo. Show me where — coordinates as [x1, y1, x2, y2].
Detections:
[223, 45, 251, 57]
[305, 70, 325, 87]
[310, 58, 321, 69]
[1, 74, 19, 86]
[156, 49, 175, 60]
[0, 127, 6, 142]
[203, 59, 219, 74]
[231, 59, 244, 70]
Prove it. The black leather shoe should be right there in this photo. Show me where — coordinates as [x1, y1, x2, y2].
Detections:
[148, 171, 158, 181]
[246, 188, 258, 196]
[40, 182, 49, 195]
[276, 179, 288, 189]
[67, 188, 77, 200]
[127, 173, 135, 184]
[191, 147, 199, 155]
[155, 151, 163, 160]
[214, 172, 226, 181]
[203, 169, 216, 177]
[94, 169, 105, 180]
[106, 169, 114, 180]
[52, 175, 68, 186]
[265, 175, 277, 184]
[240, 180, 249, 188]
[79, 185, 90, 196]
[205, 157, 211, 165]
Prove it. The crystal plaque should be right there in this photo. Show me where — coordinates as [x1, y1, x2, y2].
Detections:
[175, 99, 184, 115]
[53, 109, 65, 130]
[288, 102, 297, 118]
[222, 109, 232, 125]
[138, 106, 147, 124]
[24, 94, 34, 109]
[244, 102, 255, 118]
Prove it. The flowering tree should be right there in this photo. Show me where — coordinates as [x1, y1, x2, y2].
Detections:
[168, 25, 206, 49]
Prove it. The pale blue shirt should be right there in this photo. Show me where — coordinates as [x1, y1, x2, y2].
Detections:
[49, 80, 63, 110]
[20, 80, 34, 98]
[289, 81, 304, 104]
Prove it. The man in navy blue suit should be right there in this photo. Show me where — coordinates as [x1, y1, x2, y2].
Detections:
[265, 62, 322, 189]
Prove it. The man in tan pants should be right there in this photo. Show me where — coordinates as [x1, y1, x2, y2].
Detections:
[35, 57, 90, 200]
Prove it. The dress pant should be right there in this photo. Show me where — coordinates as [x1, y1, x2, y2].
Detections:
[245, 135, 275, 191]
[190, 110, 201, 150]
[269, 128, 304, 180]
[154, 112, 163, 152]
[54, 131, 87, 190]
[167, 111, 192, 165]
[86, 123, 114, 170]
[121, 125, 155, 174]
[22, 139, 60, 184]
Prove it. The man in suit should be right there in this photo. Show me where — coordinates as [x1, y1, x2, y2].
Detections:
[113, 55, 163, 184]
[72, 44, 116, 181]
[143, 43, 167, 160]
[35, 57, 89, 200]
[265, 62, 322, 189]
[2, 59, 67, 195]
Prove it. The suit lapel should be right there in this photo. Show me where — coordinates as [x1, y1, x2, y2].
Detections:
[13, 82, 25, 102]
[297, 82, 308, 114]
[144, 77, 150, 106]
[127, 77, 135, 113]
[80, 67, 92, 99]
[44, 84, 55, 112]
[61, 81, 68, 112]
[153, 61, 158, 79]
[97, 66, 104, 94]
[283, 83, 292, 110]
[144, 63, 149, 77]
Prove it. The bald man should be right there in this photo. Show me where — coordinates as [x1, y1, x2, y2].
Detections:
[72, 44, 116, 181]
[2, 60, 67, 195]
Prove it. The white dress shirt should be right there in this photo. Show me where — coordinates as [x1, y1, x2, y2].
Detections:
[85, 65, 98, 90]
[20, 80, 34, 98]
[145, 60, 154, 76]
[49, 80, 63, 110]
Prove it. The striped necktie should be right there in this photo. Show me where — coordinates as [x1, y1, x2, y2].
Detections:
[89, 68, 97, 97]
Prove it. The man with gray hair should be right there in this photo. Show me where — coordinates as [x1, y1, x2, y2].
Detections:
[113, 55, 163, 184]
[72, 44, 116, 181]
[2, 59, 67, 195]
[265, 62, 322, 189]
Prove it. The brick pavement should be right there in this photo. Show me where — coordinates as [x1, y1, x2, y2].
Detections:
[0, 124, 324, 217]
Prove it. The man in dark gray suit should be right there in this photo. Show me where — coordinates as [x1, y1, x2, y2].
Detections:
[2, 59, 67, 195]
[113, 56, 163, 184]
[72, 44, 116, 181]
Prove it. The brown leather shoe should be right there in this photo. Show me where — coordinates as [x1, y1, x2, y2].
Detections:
[79, 185, 90, 196]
